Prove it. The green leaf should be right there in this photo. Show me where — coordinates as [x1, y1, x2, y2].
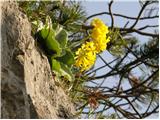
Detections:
[40, 27, 62, 57]
[51, 58, 61, 72]
[55, 27, 68, 48]
[60, 63, 74, 82]
[56, 49, 75, 67]
[52, 23, 58, 30]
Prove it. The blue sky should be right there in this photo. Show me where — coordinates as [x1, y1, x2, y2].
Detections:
[81, 0, 158, 43]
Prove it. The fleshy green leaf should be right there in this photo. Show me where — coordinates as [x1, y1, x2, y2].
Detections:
[60, 63, 74, 81]
[40, 27, 62, 57]
[51, 58, 61, 72]
[55, 26, 68, 48]
[56, 49, 75, 67]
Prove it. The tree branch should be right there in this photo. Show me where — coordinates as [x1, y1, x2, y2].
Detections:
[108, 0, 114, 28]
[130, 1, 150, 29]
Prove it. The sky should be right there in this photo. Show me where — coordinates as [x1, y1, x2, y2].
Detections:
[81, 0, 158, 44]
[80, 0, 159, 118]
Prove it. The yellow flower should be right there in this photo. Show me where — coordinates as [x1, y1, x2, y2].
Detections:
[75, 41, 96, 71]
[91, 18, 110, 53]
[75, 18, 110, 72]
[91, 19, 109, 33]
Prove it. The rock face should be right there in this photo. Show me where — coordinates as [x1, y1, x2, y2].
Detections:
[1, 2, 75, 119]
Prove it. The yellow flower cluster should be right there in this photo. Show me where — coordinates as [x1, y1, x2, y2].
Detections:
[91, 18, 110, 53]
[75, 41, 96, 72]
[75, 18, 110, 71]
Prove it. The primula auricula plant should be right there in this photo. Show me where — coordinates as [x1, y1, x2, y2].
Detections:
[33, 16, 74, 81]
[75, 18, 110, 72]
[33, 16, 110, 80]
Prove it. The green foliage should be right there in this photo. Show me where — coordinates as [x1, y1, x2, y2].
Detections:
[108, 29, 126, 56]
[55, 29, 68, 48]
[60, 63, 74, 82]
[56, 49, 75, 67]
[52, 1, 86, 32]
[40, 25, 62, 57]
[136, 37, 158, 64]
[108, 28, 138, 57]
[51, 58, 61, 72]
[18, 1, 87, 102]
[19, 1, 86, 33]
[33, 16, 75, 82]
[19, 1, 50, 21]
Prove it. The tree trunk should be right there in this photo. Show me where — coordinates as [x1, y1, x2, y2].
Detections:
[1, 1, 76, 119]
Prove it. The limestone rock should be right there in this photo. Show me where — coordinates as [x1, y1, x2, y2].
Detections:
[1, 1, 75, 119]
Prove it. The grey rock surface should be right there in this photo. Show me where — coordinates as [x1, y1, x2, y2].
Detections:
[1, 1, 75, 119]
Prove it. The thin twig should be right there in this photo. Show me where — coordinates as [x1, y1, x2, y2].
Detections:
[108, 0, 114, 28]
[130, 1, 150, 29]
[85, 12, 158, 22]
[138, 25, 159, 30]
